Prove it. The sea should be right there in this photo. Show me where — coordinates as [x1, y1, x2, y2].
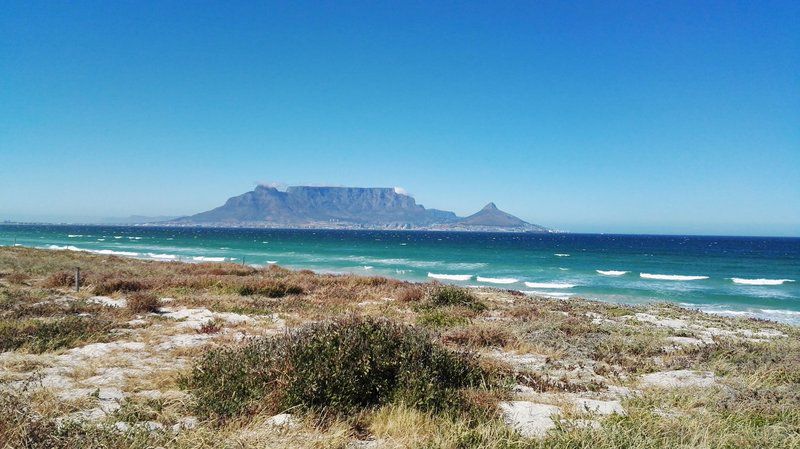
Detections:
[2, 224, 799, 325]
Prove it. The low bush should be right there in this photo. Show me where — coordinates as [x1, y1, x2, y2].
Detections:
[427, 285, 485, 311]
[42, 271, 81, 289]
[94, 278, 146, 295]
[182, 316, 492, 420]
[397, 286, 424, 302]
[6, 272, 30, 285]
[443, 325, 517, 348]
[0, 317, 114, 353]
[234, 279, 303, 297]
[417, 308, 472, 328]
[126, 292, 162, 314]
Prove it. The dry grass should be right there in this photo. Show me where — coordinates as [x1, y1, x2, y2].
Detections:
[0, 246, 798, 448]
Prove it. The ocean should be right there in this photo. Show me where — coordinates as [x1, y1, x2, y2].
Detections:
[2, 224, 798, 325]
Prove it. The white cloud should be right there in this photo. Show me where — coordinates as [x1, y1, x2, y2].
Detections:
[394, 186, 411, 196]
[256, 181, 288, 191]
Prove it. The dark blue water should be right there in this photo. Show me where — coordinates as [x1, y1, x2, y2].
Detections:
[2, 225, 799, 324]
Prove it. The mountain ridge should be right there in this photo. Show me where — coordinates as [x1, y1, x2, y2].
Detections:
[170, 186, 548, 232]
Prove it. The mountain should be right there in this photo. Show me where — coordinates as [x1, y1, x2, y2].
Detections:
[458, 202, 530, 227]
[171, 185, 547, 232]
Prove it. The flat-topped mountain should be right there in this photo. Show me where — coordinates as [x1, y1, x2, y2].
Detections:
[171, 186, 547, 232]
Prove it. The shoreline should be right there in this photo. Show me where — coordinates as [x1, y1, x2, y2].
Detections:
[2, 240, 796, 326]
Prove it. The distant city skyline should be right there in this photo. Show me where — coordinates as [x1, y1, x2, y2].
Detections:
[2, 1, 798, 236]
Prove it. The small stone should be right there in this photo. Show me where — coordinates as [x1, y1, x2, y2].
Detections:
[499, 401, 560, 438]
[144, 421, 165, 432]
[88, 296, 126, 308]
[640, 370, 716, 389]
[114, 421, 131, 432]
[265, 413, 300, 429]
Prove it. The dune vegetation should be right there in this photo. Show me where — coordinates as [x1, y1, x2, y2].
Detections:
[0, 246, 798, 448]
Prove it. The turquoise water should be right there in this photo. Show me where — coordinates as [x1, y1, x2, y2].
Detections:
[2, 224, 799, 325]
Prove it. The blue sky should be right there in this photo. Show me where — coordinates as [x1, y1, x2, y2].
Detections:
[1, 1, 798, 236]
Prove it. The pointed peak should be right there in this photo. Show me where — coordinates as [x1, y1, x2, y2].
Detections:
[482, 202, 499, 211]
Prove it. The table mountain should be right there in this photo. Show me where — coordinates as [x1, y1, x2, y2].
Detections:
[171, 185, 547, 231]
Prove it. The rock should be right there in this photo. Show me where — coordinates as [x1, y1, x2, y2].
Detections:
[605, 385, 637, 398]
[144, 421, 165, 432]
[156, 333, 212, 350]
[499, 401, 561, 438]
[88, 296, 126, 308]
[160, 307, 253, 329]
[265, 413, 301, 429]
[665, 336, 706, 350]
[491, 351, 547, 371]
[62, 341, 146, 360]
[640, 370, 716, 389]
[561, 419, 601, 430]
[512, 384, 536, 396]
[172, 416, 199, 433]
[573, 398, 626, 416]
[114, 421, 131, 432]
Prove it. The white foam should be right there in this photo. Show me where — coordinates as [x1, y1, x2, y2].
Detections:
[760, 309, 800, 316]
[597, 270, 629, 276]
[477, 276, 518, 284]
[266, 260, 278, 264]
[363, 266, 374, 270]
[554, 253, 570, 257]
[90, 249, 139, 257]
[731, 278, 794, 286]
[521, 290, 573, 298]
[523, 282, 575, 289]
[428, 273, 472, 281]
[67, 235, 83, 238]
[146, 253, 177, 260]
[47, 245, 81, 251]
[45, 245, 138, 257]
[193, 256, 226, 262]
[640, 273, 709, 281]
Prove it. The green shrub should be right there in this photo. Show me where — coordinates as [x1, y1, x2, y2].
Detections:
[417, 308, 472, 328]
[0, 317, 113, 353]
[182, 316, 491, 420]
[427, 285, 485, 311]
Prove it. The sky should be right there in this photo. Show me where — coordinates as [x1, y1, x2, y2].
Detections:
[1, 1, 798, 236]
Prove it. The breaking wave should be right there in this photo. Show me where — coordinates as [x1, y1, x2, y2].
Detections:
[596, 270, 629, 276]
[521, 290, 573, 298]
[476, 276, 518, 284]
[731, 278, 794, 286]
[428, 273, 472, 281]
[640, 273, 709, 281]
[90, 249, 139, 257]
[193, 256, 227, 262]
[146, 253, 177, 260]
[554, 253, 570, 257]
[46, 245, 139, 257]
[523, 282, 575, 289]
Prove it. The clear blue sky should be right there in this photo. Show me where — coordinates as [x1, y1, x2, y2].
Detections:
[1, 1, 798, 236]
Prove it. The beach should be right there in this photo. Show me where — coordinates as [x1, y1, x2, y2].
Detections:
[2, 224, 799, 325]
[1, 246, 798, 448]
